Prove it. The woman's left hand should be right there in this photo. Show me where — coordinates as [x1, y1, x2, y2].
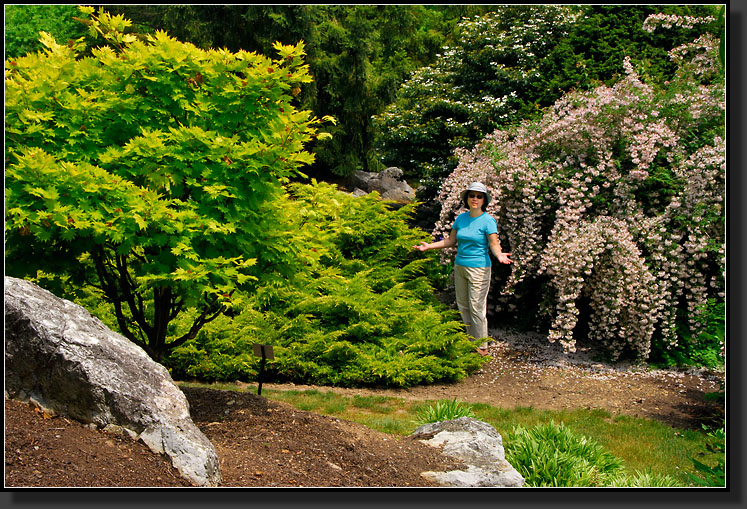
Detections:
[487, 233, 511, 264]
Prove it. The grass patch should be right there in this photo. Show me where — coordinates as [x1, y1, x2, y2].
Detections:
[351, 394, 394, 413]
[359, 416, 412, 435]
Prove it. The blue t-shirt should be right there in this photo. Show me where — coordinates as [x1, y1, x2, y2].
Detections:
[452, 212, 498, 267]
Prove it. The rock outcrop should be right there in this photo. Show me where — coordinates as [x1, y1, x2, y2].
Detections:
[4, 276, 221, 487]
[411, 417, 525, 487]
[348, 167, 415, 202]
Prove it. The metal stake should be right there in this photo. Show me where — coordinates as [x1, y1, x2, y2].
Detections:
[252, 343, 274, 396]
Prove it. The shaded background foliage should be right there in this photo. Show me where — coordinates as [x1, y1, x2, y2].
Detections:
[5, 4, 719, 186]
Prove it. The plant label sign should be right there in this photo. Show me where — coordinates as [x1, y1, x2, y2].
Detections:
[253, 343, 275, 360]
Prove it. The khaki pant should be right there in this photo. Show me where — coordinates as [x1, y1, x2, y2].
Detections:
[453, 264, 491, 343]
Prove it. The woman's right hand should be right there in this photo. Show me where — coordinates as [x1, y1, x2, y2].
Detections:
[413, 242, 430, 252]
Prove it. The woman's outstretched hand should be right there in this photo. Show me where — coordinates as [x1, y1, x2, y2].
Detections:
[413, 242, 430, 252]
[496, 252, 512, 264]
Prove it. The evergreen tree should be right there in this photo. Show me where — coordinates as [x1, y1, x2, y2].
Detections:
[4, 4, 89, 58]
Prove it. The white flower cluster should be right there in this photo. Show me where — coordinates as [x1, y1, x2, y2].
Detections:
[643, 13, 715, 33]
[541, 216, 660, 358]
[433, 17, 725, 360]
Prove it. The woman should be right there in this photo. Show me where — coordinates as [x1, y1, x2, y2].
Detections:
[413, 182, 512, 356]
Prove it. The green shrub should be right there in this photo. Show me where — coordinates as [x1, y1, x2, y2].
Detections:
[164, 181, 486, 387]
[687, 425, 725, 487]
[5, 7, 331, 363]
[651, 300, 725, 369]
[506, 421, 625, 487]
[4, 5, 88, 59]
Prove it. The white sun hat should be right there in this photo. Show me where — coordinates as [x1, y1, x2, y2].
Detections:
[461, 182, 491, 207]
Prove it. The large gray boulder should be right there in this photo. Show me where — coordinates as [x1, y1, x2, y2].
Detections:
[4, 276, 221, 487]
[411, 417, 525, 487]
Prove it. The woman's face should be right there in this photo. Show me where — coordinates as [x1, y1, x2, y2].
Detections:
[467, 192, 485, 209]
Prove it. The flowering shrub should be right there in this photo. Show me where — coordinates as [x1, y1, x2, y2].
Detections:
[432, 15, 724, 360]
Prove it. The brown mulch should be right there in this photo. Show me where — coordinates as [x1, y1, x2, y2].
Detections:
[4, 329, 724, 488]
[4, 397, 193, 487]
